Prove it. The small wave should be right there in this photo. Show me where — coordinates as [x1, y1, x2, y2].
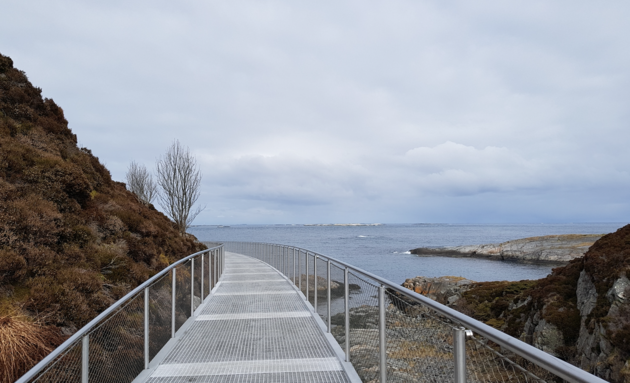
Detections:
[403, 251, 411, 254]
[357, 235, 367, 238]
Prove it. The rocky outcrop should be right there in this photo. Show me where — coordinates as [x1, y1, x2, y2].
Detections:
[404, 225, 630, 382]
[411, 234, 603, 264]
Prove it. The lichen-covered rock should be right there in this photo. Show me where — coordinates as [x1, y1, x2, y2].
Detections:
[532, 319, 564, 356]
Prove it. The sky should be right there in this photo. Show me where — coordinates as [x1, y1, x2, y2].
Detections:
[1, 0, 629, 225]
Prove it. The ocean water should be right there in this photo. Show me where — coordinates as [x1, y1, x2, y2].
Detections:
[189, 223, 627, 284]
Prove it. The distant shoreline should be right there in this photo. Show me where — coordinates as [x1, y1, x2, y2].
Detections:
[303, 223, 383, 227]
[410, 233, 603, 264]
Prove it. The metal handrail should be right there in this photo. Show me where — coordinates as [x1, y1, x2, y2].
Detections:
[221, 241, 606, 383]
[16, 244, 224, 383]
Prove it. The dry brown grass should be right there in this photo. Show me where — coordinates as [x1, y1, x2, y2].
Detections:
[0, 314, 64, 382]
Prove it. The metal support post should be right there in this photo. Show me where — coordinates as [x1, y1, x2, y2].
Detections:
[191, 258, 195, 317]
[81, 335, 89, 383]
[293, 248, 296, 285]
[214, 251, 217, 288]
[344, 267, 350, 362]
[306, 253, 310, 303]
[172, 269, 176, 338]
[201, 253, 204, 303]
[454, 328, 466, 383]
[298, 250, 302, 290]
[314, 255, 318, 312]
[327, 259, 331, 332]
[379, 286, 386, 382]
[144, 287, 149, 369]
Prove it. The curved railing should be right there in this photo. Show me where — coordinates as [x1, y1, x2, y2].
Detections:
[223, 241, 605, 383]
[16, 245, 225, 383]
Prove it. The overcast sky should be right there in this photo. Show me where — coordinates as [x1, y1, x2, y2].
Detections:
[2, 0, 629, 224]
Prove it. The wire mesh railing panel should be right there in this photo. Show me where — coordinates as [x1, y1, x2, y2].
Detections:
[175, 261, 192, 331]
[203, 253, 210, 300]
[30, 340, 82, 383]
[383, 292, 456, 383]
[330, 263, 347, 351]
[465, 337, 554, 383]
[316, 256, 329, 325]
[344, 270, 381, 383]
[210, 252, 216, 290]
[297, 250, 307, 296]
[193, 256, 202, 312]
[307, 253, 315, 307]
[148, 272, 172, 361]
[88, 294, 144, 383]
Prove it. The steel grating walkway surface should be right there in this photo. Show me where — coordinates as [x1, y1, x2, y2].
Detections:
[137, 252, 356, 383]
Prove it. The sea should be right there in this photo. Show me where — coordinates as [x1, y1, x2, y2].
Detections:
[189, 222, 627, 285]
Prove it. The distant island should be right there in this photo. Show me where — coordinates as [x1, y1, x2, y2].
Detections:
[410, 233, 602, 264]
[304, 223, 383, 227]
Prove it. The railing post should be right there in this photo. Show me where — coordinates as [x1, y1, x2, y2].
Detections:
[306, 253, 310, 303]
[144, 287, 149, 369]
[379, 285, 386, 382]
[314, 255, 318, 312]
[298, 250, 302, 291]
[214, 251, 217, 288]
[191, 258, 195, 317]
[327, 259, 331, 333]
[171, 268, 176, 338]
[201, 253, 204, 303]
[81, 335, 89, 383]
[454, 328, 466, 383]
[344, 267, 350, 362]
[293, 248, 297, 285]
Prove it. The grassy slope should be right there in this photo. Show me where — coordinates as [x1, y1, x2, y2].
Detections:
[0, 53, 205, 381]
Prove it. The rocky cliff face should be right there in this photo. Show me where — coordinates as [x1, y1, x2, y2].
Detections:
[0, 53, 205, 380]
[404, 225, 630, 382]
[411, 234, 602, 263]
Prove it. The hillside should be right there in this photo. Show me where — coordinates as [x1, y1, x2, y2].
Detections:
[404, 225, 630, 382]
[0, 53, 205, 381]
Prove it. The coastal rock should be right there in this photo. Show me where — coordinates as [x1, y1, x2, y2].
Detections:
[410, 234, 603, 264]
[296, 274, 357, 298]
[401, 276, 474, 306]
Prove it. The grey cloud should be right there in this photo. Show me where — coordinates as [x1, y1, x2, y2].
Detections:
[1, 0, 629, 223]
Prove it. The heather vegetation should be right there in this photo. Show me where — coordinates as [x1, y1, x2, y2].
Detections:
[0, 53, 205, 381]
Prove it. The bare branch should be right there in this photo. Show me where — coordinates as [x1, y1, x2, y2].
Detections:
[125, 161, 157, 205]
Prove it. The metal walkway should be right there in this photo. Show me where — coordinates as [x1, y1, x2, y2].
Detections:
[135, 252, 359, 383]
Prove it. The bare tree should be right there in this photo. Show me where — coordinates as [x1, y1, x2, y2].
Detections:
[156, 140, 204, 233]
[126, 161, 157, 205]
